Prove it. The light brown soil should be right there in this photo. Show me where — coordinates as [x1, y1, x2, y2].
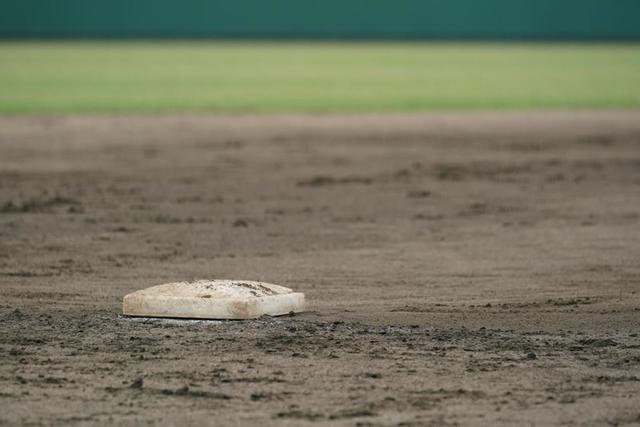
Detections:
[1, 112, 639, 426]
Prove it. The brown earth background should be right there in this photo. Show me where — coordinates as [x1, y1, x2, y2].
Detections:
[1, 112, 639, 426]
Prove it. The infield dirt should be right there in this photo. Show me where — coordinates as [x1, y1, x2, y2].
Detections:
[1, 112, 639, 426]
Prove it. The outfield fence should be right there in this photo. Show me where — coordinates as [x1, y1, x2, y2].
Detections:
[1, 0, 639, 40]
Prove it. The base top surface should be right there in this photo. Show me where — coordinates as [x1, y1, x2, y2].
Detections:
[128, 280, 293, 300]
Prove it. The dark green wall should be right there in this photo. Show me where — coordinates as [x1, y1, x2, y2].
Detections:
[1, 0, 639, 40]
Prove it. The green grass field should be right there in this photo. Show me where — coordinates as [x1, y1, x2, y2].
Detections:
[0, 42, 639, 113]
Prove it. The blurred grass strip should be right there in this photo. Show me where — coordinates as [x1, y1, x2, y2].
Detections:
[0, 42, 639, 113]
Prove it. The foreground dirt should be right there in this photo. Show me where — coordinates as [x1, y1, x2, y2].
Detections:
[1, 112, 639, 426]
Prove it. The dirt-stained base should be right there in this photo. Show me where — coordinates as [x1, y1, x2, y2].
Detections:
[1, 112, 639, 426]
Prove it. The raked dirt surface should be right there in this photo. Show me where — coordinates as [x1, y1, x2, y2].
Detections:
[1, 112, 639, 426]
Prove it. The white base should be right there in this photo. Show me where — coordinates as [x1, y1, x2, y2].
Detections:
[123, 280, 305, 320]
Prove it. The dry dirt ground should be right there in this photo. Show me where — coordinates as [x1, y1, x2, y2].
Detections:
[1, 112, 639, 426]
